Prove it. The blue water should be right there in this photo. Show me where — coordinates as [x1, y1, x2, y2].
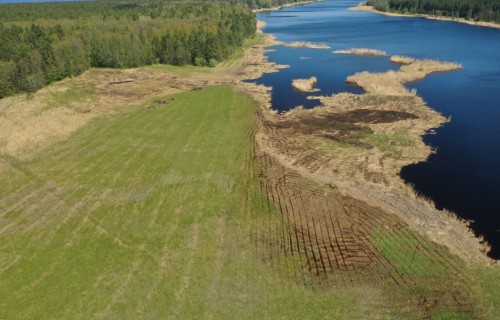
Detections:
[255, 0, 500, 258]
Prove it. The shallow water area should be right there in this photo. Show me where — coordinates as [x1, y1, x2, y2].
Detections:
[255, 0, 500, 258]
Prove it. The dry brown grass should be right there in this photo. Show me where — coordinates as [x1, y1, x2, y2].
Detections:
[0, 70, 192, 160]
[251, 51, 490, 264]
[284, 42, 331, 49]
[292, 76, 319, 92]
[346, 58, 462, 95]
[0, 28, 282, 161]
[390, 55, 415, 64]
[0, 85, 97, 159]
[256, 20, 267, 30]
[333, 48, 387, 56]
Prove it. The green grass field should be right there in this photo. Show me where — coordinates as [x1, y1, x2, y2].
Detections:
[0, 85, 498, 319]
[0, 86, 372, 319]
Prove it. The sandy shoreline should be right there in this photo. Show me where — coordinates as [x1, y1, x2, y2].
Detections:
[350, 4, 500, 30]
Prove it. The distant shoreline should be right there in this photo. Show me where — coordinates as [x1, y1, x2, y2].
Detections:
[253, 0, 322, 13]
[350, 4, 500, 30]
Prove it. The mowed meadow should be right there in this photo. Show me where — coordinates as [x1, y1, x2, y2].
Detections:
[0, 72, 497, 318]
[0, 86, 372, 319]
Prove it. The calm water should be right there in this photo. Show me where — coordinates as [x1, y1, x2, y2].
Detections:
[255, 0, 500, 258]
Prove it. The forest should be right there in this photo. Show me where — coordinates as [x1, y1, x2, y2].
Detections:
[367, 0, 500, 23]
[0, 1, 257, 98]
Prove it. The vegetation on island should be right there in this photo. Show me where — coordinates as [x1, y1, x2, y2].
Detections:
[0, 1, 256, 98]
[367, 0, 500, 23]
[242, 0, 310, 9]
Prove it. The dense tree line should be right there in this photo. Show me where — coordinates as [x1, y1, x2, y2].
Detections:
[236, 0, 307, 9]
[0, 1, 256, 98]
[367, 0, 500, 23]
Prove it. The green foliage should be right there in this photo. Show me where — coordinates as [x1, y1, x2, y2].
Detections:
[362, 128, 412, 158]
[367, 0, 500, 23]
[469, 266, 500, 319]
[238, 0, 311, 9]
[0, 1, 257, 98]
[208, 58, 218, 67]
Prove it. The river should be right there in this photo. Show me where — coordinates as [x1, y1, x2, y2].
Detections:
[254, 0, 500, 259]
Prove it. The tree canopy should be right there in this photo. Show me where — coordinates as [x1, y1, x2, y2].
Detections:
[0, 1, 257, 98]
[367, 0, 500, 23]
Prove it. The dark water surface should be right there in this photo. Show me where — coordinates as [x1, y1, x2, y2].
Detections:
[255, 0, 500, 258]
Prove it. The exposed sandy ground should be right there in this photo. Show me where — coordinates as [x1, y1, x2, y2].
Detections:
[284, 42, 331, 49]
[333, 48, 387, 56]
[350, 4, 500, 29]
[292, 76, 320, 92]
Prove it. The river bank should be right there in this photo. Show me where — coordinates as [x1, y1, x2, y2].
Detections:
[350, 4, 500, 30]
[252, 0, 323, 13]
[245, 19, 494, 265]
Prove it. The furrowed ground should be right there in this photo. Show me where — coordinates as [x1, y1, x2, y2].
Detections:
[0, 33, 498, 318]
[0, 86, 374, 319]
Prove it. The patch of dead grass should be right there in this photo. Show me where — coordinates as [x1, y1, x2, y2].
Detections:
[284, 41, 331, 49]
[390, 55, 415, 64]
[252, 52, 490, 265]
[292, 76, 319, 92]
[333, 48, 387, 56]
[346, 58, 462, 95]
[0, 26, 283, 161]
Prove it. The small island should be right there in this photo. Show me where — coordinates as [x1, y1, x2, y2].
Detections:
[292, 76, 320, 92]
[346, 58, 462, 95]
[333, 48, 387, 56]
[390, 55, 415, 64]
[284, 41, 331, 49]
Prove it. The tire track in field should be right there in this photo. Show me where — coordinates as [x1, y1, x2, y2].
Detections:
[168, 89, 220, 318]
[254, 139, 479, 317]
